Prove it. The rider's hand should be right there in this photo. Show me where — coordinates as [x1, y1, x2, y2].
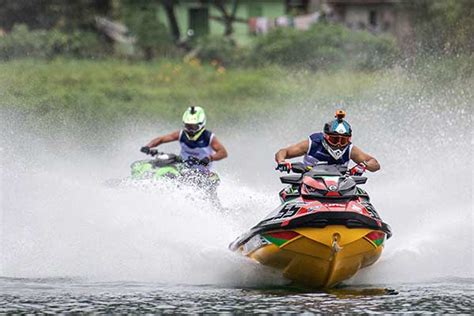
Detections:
[350, 162, 367, 176]
[149, 149, 158, 156]
[200, 156, 211, 166]
[276, 161, 292, 173]
[186, 156, 200, 165]
[140, 146, 150, 154]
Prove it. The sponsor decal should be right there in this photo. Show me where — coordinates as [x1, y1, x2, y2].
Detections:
[243, 235, 269, 255]
[306, 205, 321, 213]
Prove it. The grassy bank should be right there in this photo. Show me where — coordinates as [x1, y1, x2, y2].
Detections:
[1, 57, 472, 127]
[1, 56, 472, 154]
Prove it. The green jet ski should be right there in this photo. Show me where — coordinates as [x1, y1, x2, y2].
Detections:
[129, 151, 220, 196]
[130, 152, 183, 180]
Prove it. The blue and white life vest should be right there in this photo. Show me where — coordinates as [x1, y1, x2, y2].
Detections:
[179, 129, 215, 170]
[303, 132, 352, 167]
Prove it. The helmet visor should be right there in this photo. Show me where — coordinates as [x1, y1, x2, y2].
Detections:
[184, 123, 200, 132]
[325, 134, 351, 148]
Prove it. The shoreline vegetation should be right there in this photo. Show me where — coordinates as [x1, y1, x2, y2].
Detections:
[1, 56, 472, 122]
[1, 1, 471, 131]
[1, 55, 472, 150]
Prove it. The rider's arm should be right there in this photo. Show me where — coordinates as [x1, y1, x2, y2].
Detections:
[146, 130, 180, 147]
[210, 136, 228, 161]
[350, 146, 380, 172]
[275, 140, 309, 163]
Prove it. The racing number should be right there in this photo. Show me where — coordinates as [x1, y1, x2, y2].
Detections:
[274, 204, 300, 219]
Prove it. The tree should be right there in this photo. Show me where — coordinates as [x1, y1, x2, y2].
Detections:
[122, 0, 172, 60]
[212, 0, 240, 36]
[161, 0, 181, 42]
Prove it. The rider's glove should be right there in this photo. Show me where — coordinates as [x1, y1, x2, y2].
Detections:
[350, 162, 367, 176]
[140, 146, 150, 154]
[187, 156, 200, 165]
[200, 156, 211, 166]
[149, 149, 158, 156]
[276, 161, 292, 173]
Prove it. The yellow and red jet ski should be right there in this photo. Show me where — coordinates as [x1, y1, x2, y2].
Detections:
[229, 163, 392, 288]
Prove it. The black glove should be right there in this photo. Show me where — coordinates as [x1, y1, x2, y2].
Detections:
[276, 161, 292, 173]
[140, 146, 150, 154]
[186, 156, 200, 165]
[149, 149, 158, 156]
[200, 156, 211, 166]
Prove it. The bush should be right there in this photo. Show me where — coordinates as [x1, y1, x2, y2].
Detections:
[194, 35, 246, 66]
[122, 0, 174, 60]
[64, 31, 109, 59]
[0, 24, 67, 60]
[0, 24, 109, 60]
[246, 23, 399, 70]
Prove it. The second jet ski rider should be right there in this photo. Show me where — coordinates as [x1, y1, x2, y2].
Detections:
[141, 106, 228, 171]
[275, 110, 380, 174]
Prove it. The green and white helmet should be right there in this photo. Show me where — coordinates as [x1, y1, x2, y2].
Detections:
[182, 106, 206, 136]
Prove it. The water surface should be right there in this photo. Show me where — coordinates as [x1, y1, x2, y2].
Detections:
[1, 278, 472, 313]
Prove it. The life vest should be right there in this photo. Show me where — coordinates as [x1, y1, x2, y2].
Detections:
[303, 132, 352, 167]
[179, 129, 215, 170]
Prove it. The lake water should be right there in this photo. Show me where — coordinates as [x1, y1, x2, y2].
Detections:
[1, 278, 472, 314]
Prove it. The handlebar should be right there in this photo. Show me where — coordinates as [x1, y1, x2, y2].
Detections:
[141, 148, 208, 166]
[288, 162, 308, 173]
[276, 162, 309, 174]
[276, 161, 366, 177]
[185, 156, 209, 166]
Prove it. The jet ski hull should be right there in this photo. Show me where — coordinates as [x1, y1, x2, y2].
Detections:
[241, 226, 385, 288]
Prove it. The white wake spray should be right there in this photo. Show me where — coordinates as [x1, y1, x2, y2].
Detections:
[1, 69, 472, 286]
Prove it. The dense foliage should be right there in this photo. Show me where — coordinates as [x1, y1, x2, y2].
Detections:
[406, 0, 474, 55]
[0, 0, 471, 69]
[0, 0, 113, 32]
[0, 24, 109, 60]
[0, 22, 399, 71]
[121, 0, 174, 60]
[247, 23, 398, 70]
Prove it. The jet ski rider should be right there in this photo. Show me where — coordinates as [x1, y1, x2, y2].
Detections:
[140, 106, 228, 171]
[275, 110, 380, 174]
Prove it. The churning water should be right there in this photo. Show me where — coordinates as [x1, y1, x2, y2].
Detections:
[1, 68, 472, 313]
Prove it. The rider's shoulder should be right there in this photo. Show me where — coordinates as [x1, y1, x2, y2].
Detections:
[309, 132, 324, 142]
[202, 129, 213, 140]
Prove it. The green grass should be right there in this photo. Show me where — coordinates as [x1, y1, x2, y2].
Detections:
[1, 56, 471, 128]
